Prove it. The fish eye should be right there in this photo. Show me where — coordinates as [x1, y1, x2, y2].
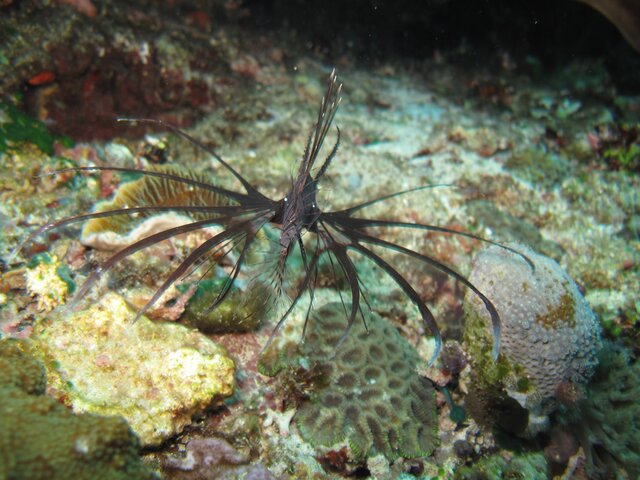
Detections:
[284, 196, 289, 202]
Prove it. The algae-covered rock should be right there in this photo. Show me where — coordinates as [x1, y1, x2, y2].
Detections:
[25, 253, 75, 313]
[464, 243, 602, 436]
[0, 338, 46, 394]
[0, 339, 157, 480]
[557, 341, 640, 479]
[32, 292, 235, 446]
[182, 278, 269, 333]
[454, 452, 548, 480]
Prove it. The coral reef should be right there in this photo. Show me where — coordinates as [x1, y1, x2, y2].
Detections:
[0, 1, 236, 140]
[24, 253, 74, 312]
[1, 8, 637, 474]
[31, 292, 235, 446]
[182, 279, 268, 333]
[260, 302, 438, 462]
[464, 243, 602, 436]
[163, 437, 275, 480]
[0, 339, 157, 480]
[81, 165, 228, 249]
[555, 341, 640, 479]
[465, 200, 563, 259]
[453, 452, 548, 480]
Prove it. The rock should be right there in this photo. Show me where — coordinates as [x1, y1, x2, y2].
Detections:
[32, 292, 235, 446]
[0, 339, 157, 480]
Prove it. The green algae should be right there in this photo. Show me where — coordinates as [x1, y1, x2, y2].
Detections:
[182, 278, 269, 333]
[454, 452, 547, 480]
[0, 101, 71, 155]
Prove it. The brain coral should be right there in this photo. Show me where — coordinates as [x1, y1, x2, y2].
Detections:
[464, 243, 602, 434]
[261, 303, 438, 461]
[0, 339, 156, 480]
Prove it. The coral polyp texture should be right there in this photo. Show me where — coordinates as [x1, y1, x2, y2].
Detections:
[32, 292, 235, 446]
[557, 342, 640, 479]
[81, 165, 228, 250]
[0, 339, 157, 480]
[464, 243, 602, 435]
[262, 303, 438, 461]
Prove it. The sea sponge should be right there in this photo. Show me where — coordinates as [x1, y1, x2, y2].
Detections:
[464, 243, 602, 435]
[0, 339, 157, 480]
[261, 303, 438, 461]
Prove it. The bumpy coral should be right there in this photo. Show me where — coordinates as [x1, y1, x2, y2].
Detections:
[557, 342, 640, 479]
[32, 292, 235, 446]
[261, 303, 438, 461]
[464, 243, 602, 435]
[0, 339, 157, 480]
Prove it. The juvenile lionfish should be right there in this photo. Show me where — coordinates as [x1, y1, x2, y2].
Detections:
[14, 69, 530, 363]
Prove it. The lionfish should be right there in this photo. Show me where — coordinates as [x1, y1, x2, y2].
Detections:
[14, 69, 530, 363]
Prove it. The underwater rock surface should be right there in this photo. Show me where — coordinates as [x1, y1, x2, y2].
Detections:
[464, 243, 602, 436]
[0, 339, 157, 480]
[453, 451, 548, 480]
[556, 341, 640, 479]
[32, 292, 235, 446]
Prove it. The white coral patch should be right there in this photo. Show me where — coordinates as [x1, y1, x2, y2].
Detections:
[25, 257, 69, 312]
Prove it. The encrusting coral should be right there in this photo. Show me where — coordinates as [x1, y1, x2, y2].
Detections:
[555, 341, 640, 479]
[0, 339, 157, 480]
[31, 292, 235, 446]
[24, 253, 74, 312]
[463, 243, 602, 436]
[260, 302, 438, 462]
[453, 451, 548, 480]
[163, 437, 275, 480]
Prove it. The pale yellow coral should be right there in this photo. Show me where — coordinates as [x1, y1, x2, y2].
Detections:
[25, 256, 69, 312]
[32, 292, 235, 446]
